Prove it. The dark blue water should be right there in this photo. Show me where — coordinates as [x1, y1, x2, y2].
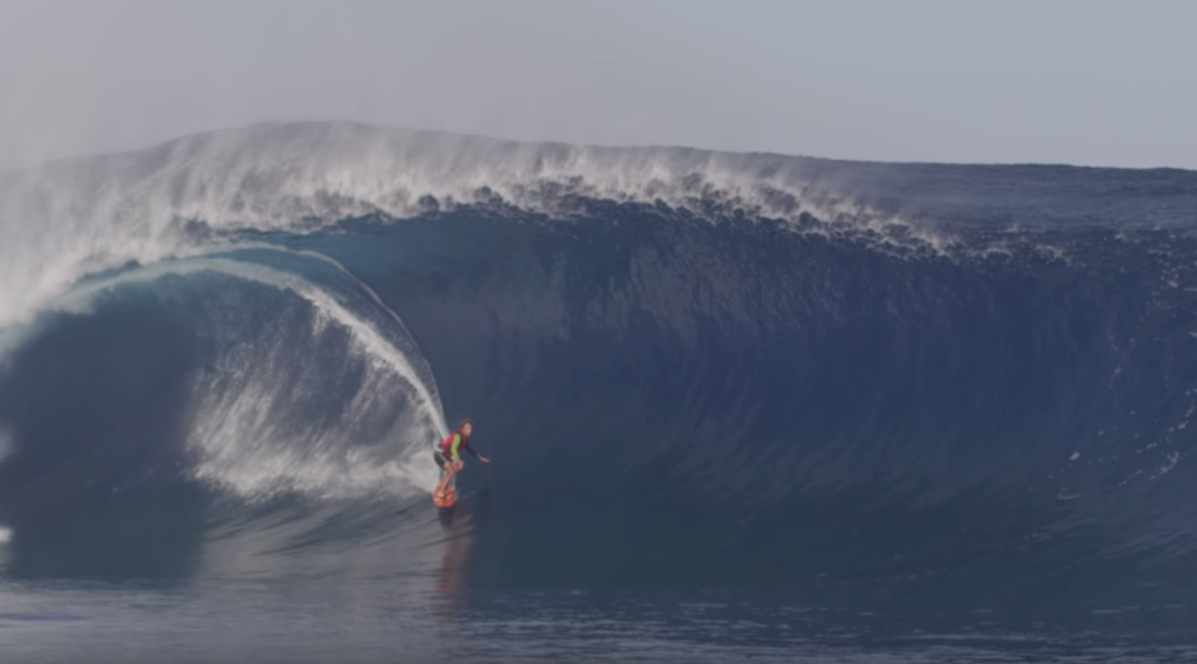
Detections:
[2, 124, 1197, 662]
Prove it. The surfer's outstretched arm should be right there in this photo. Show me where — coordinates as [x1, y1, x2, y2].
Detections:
[462, 440, 489, 464]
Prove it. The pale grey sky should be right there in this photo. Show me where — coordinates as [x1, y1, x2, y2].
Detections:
[0, 0, 1194, 169]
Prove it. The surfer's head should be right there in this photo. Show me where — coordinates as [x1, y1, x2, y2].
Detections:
[458, 418, 473, 436]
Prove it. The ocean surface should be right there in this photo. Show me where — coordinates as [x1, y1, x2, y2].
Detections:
[1, 122, 1196, 662]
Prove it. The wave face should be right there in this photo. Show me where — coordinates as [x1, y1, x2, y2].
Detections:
[2, 122, 1197, 614]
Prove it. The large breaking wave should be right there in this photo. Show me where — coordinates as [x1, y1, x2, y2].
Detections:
[1, 122, 1197, 614]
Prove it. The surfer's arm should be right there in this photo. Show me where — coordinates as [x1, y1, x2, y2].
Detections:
[462, 441, 489, 463]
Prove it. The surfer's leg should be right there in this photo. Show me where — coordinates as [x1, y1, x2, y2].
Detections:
[433, 451, 454, 496]
[435, 461, 458, 496]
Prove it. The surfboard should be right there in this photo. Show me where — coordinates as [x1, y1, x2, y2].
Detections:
[433, 474, 458, 508]
[433, 486, 457, 508]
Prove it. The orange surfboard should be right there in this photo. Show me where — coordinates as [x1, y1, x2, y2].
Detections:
[433, 486, 457, 508]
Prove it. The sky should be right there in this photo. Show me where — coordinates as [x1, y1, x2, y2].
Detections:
[0, 0, 1194, 170]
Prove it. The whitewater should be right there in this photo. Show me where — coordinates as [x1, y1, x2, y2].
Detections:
[2, 121, 1197, 663]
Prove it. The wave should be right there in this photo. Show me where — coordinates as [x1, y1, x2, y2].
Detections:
[1, 123, 1196, 611]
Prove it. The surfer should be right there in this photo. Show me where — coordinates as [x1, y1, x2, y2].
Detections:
[433, 419, 488, 500]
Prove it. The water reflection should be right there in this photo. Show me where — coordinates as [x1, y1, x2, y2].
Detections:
[436, 499, 472, 602]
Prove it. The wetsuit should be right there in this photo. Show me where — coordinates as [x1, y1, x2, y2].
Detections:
[434, 430, 478, 468]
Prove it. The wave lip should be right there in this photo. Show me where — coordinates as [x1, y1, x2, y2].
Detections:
[1, 121, 877, 228]
[6, 121, 1195, 331]
[0, 121, 931, 329]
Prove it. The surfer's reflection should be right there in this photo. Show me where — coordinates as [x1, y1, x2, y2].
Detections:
[434, 486, 494, 620]
[436, 501, 470, 599]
